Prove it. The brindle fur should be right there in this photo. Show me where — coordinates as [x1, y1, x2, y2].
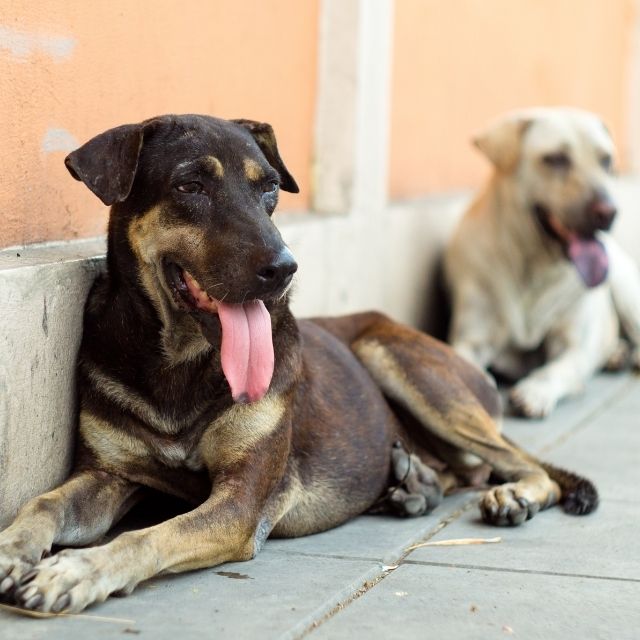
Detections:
[0, 115, 597, 614]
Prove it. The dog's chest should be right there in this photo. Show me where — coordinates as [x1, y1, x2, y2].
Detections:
[153, 439, 205, 470]
[503, 264, 583, 348]
[81, 416, 207, 473]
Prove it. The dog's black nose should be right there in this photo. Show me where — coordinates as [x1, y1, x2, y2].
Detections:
[256, 248, 298, 288]
[589, 194, 617, 231]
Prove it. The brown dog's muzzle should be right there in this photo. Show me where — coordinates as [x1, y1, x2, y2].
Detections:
[254, 247, 298, 297]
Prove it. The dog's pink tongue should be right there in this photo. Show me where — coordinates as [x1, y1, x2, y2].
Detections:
[567, 234, 609, 288]
[217, 300, 274, 404]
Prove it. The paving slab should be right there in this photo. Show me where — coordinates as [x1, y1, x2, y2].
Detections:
[406, 499, 640, 581]
[0, 497, 479, 640]
[543, 387, 640, 503]
[0, 552, 377, 640]
[313, 563, 640, 640]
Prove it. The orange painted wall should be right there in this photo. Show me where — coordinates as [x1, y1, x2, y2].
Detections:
[390, 0, 637, 198]
[0, 1, 319, 249]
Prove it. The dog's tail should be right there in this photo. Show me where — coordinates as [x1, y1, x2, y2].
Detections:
[540, 462, 599, 515]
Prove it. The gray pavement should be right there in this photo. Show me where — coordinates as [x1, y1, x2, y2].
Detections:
[1, 373, 638, 639]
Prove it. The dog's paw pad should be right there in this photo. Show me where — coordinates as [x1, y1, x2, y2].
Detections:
[384, 442, 443, 518]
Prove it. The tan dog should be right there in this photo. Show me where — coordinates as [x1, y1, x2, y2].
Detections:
[446, 107, 640, 418]
[0, 115, 596, 614]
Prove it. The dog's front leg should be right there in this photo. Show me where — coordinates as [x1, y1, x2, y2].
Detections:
[509, 290, 617, 418]
[12, 455, 281, 613]
[448, 280, 508, 375]
[0, 470, 140, 597]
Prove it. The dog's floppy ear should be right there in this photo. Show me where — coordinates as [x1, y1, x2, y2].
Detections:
[231, 119, 299, 193]
[473, 112, 535, 173]
[64, 124, 144, 205]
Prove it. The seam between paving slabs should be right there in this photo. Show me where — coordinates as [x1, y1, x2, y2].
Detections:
[535, 375, 638, 456]
[402, 560, 640, 584]
[280, 499, 479, 640]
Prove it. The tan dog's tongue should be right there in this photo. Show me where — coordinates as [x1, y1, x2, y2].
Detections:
[566, 233, 609, 288]
[217, 300, 274, 403]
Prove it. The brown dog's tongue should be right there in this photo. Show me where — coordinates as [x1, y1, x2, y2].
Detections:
[566, 234, 609, 288]
[217, 300, 274, 403]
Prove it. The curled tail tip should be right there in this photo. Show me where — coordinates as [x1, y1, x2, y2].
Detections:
[542, 462, 599, 516]
[562, 479, 599, 515]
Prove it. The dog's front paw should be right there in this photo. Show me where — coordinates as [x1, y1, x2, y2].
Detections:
[509, 379, 559, 419]
[0, 531, 45, 597]
[14, 548, 122, 613]
[480, 483, 541, 526]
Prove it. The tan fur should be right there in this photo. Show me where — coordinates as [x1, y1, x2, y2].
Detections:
[199, 395, 287, 468]
[128, 207, 210, 363]
[80, 411, 150, 469]
[243, 157, 264, 181]
[446, 107, 640, 417]
[271, 469, 341, 538]
[204, 155, 224, 178]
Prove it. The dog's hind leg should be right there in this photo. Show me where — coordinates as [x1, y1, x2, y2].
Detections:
[350, 318, 566, 526]
[0, 471, 140, 601]
[374, 441, 445, 518]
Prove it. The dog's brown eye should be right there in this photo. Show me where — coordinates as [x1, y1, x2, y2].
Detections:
[176, 182, 204, 194]
[542, 153, 571, 170]
[262, 181, 279, 194]
[600, 155, 613, 171]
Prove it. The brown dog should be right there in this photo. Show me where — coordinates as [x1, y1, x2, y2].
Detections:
[0, 115, 597, 614]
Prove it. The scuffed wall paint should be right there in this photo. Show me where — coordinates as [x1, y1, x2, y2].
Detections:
[41, 127, 78, 153]
[0, 24, 75, 62]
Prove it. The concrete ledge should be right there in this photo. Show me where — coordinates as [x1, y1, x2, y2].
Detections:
[0, 239, 105, 527]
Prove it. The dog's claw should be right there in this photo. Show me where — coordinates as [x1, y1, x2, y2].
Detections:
[0, 576, 14, 594]
[52, 593, 71, 613]
[482, 502, 498, 521]
[17, 584, 38, 601]
[481, 484, 543, 526]
[19, 569, 38, 586]
[23, 593, 44, 610]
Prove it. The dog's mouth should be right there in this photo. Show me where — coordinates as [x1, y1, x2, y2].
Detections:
[164, 261, 274, 404]
[533, 204, 608, 288]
